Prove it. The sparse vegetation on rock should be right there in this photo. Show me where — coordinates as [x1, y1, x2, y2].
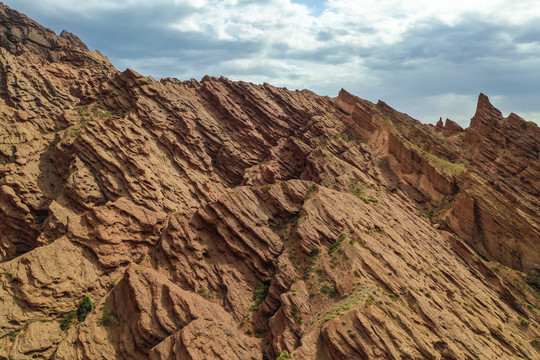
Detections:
[0, 4, 538, 360]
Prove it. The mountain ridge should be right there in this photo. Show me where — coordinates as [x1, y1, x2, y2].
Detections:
[0, 3, 539, 359]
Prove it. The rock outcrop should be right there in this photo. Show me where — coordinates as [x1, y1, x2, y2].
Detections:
[0, 4, 539, 359]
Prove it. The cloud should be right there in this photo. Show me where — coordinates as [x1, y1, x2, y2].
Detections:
[3, 0, 539, 125]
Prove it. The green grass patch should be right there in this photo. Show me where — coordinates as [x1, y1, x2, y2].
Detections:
[197, 288, 216, 299]
[348, 178, 378, 204]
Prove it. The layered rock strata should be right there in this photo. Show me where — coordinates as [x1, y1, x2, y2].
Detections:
[0, 4, 539, 359]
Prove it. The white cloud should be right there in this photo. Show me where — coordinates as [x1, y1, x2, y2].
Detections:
[171, 0, 315, 45]
[168, 0, 540, 55]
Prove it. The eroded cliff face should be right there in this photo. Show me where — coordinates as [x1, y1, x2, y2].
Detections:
[0, 4, 539, 360]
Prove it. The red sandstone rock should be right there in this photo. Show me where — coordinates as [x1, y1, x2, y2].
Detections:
[0, 4, 539, 360]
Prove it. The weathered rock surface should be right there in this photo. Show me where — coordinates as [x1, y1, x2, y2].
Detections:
[0, 4, 539, 360]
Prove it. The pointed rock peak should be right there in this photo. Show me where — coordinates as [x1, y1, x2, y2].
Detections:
[436, 118, 444, 128]
[469, 93, 503, 132]
[123, 68, 147, 84]
[507, 112, 524, 122]
[59, 30, 89, 51]
[125, 68, 142, 77]
[474, 93, 503, 120]
[336, 88, 358, 106]
[338, 88, 352, 98]
[505, 112, 529, 130]
[376, 100, 400, 117]
[477, 93, 494, 109]
[376, 100, 395, 112]
[201, 75, 220, 84]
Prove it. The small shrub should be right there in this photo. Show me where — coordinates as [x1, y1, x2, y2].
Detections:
[305, 184, 318, 200]
[240, 312, 250, 324]
[321, 284, 337, 297]
[60, 310, 76, 330]
[365, 294, 374, 307]
[329, 234, 346, 255]
[253, 281, 270, 305]
[310, 247, 321, 256]
[77, 296, 94, 322]
[276, 350, 291, 360]
[291, 304, 303, 323]
[197, 288, 216, 299]
[373, 226, 385, 234]
[328, 242, 340, 254]
[254, 326, 265, 337]
[516, 316, 529, 327]
[362, 194, 378, 204]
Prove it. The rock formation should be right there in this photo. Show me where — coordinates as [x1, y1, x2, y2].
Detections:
[0, 3, 539, 359]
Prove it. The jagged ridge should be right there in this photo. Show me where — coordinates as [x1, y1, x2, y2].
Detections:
[0, 3, 539, 360]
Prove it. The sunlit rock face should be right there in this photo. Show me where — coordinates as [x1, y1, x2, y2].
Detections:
[0, 4, 539, 360]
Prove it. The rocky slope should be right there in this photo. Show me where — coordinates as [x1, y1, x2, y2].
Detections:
[0, 3, 539, 359]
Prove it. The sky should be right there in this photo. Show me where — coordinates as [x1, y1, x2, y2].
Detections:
[4, 0, 540, 126]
